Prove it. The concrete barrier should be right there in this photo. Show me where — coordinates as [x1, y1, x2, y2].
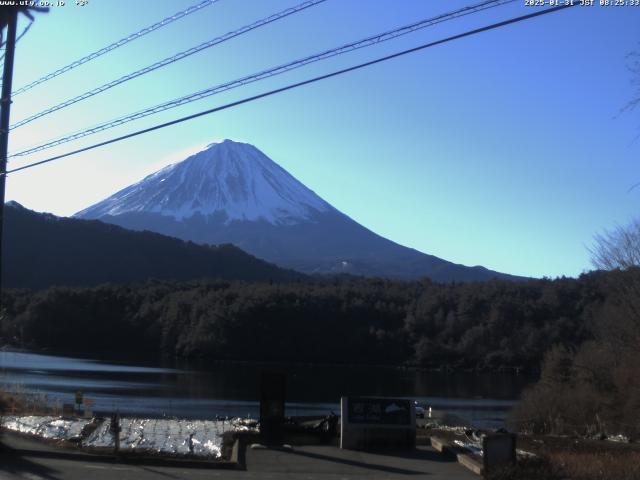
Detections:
[430, 436, 484, 476]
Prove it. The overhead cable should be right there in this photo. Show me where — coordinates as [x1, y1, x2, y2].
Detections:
[0, 20, 33, 63]
[10, 0, 515, 157]
[12, 0, 219, 96]
[10, 0, 326, 130]
[5, 3, 577, 176]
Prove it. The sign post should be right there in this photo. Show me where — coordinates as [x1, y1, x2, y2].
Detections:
[75, 390, 83, 414]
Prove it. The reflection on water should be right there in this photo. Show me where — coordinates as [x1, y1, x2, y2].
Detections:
[0, 350, 533, 428]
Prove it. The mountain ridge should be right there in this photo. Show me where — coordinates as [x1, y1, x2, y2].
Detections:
[76, 140, 522, 282]
[3, 201, 304, 289]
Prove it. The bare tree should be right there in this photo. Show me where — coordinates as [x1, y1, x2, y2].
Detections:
[589, 219, 640, 355]
[623, 50, 640, 115]
[589, 219, 640, 270]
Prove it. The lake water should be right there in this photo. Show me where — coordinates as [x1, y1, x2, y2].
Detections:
[0, 350, 532, 429]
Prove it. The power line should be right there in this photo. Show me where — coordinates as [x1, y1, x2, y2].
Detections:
[0, 20, 33, 63]
[10, 0, 515, 158]
[11, 0, 326, 130]
[12, 0, 218, 97]
[14, 19, 32, 44]
[5, 3, 577, 177]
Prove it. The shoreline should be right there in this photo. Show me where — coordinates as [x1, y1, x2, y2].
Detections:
[0, 345, 536, 375]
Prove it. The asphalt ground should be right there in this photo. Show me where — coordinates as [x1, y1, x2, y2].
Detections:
[0, 432, 477, 480]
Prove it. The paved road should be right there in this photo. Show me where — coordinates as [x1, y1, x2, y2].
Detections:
[0, 433, 477, 480]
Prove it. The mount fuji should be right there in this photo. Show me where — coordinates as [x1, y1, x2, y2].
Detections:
[76, 140, 515, 281]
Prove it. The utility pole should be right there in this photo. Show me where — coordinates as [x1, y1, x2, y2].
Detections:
[0, 8, 18, 307]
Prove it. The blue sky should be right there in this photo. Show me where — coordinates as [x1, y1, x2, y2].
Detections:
[5, 0, 640, 278]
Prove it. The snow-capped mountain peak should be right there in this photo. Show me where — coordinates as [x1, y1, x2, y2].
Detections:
[76, 139, 330, 225]
[75, 139, 518, 281]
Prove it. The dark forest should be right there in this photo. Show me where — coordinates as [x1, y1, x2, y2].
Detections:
[0, 269, 617, 370]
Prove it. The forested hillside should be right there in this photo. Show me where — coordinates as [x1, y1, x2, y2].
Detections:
[0, 269, 616, 369]
[2, 202, 303, 288]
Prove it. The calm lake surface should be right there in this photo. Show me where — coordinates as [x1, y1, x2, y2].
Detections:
[0, 351, 533, 429]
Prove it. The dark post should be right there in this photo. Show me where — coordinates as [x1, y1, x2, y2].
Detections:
[482, 433, 516, 476]
[110, 412, 121, 454]
[75, 390, 83, 415]
[259, 371, 285, 445]
[0, 9, 18, 306]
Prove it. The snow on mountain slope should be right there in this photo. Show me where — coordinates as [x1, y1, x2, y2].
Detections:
[76, 139, 521, 282]
[76, 140, 330, 225]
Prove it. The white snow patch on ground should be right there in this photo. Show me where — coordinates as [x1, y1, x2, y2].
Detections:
[2, 416, 257, 459]
[2, 415, 91, 441]
[84, 418, 227, 457]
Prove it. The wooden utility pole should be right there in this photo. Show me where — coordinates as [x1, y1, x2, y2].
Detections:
[0, 8, 18, 306]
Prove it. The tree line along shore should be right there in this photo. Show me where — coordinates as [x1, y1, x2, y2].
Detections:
[1, 267, 638, 441]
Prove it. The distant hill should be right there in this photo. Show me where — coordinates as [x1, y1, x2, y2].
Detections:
[2, 202, 303, 289]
